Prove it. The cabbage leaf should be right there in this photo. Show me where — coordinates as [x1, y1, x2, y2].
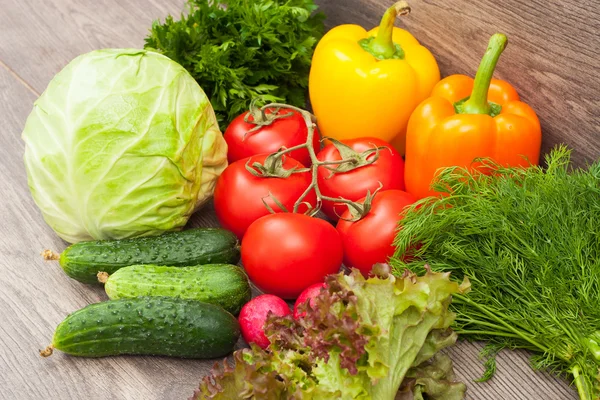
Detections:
[22, 49, 227, 243]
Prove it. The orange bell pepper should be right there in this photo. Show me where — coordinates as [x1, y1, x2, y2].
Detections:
[308, 1, 440, 154]
[404, 33, 542, 199]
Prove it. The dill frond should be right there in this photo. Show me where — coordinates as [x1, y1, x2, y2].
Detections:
[392, 146, 600, 400]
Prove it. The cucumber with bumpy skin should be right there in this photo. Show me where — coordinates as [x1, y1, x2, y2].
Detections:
[41, 297, 240, 358]
[57, 228, 240, 284]
[100, 264, 251, 315]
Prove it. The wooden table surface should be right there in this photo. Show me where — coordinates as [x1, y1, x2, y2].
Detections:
[1, 0, 597, 399]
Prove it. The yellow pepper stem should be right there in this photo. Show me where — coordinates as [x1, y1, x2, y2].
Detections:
[461, 33, 508, 115]
[360, 1, 411, 60]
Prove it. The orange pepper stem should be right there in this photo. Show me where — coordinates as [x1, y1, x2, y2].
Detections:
[360, 1, 410, 60]
[462, 33, 508, 115]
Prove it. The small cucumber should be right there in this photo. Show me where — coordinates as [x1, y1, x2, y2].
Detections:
[58, 228, 240, 284]
[100, 264, 251, 315]
[42, 297, 240, 358]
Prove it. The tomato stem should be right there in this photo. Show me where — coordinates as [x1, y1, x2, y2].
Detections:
[253, 102, 382, 220]
[243, 99, 295, 138]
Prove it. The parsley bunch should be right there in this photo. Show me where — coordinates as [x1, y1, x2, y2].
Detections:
[145, 0, 324, 131]
[393, 147, 600, 400]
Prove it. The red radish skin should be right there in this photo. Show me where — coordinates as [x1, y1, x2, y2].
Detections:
[293, 283, 326, 319]
[238, 294, 291, 349]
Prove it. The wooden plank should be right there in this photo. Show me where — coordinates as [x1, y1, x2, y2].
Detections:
[0, 0, 590, 398]
[0, 0, 185, 95]
[0, 0, 223, 396]
[446, 342, 578, 400]
[314, 0, 600, 167]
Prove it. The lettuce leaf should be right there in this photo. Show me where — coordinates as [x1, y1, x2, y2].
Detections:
[398, 353, 467, 400]
[192, 266, 469, 400]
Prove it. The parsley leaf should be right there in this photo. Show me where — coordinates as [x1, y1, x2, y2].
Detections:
[144, 0, 325, 131]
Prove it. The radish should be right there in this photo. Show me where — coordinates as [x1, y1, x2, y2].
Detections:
[293, 283, 326, 319]
[238, 294, 291, 349]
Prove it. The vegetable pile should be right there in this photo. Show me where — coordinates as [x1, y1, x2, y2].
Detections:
[215, 101, 416, 294]
[26, 0, 594, 398]
[193, 267, 469, 400]
[41, 228, 248, 359]
[393, 148, 600, 400]
[145, 0, 324, 130]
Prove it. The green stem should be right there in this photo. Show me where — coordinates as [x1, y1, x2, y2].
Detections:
[243, 100, 294, 136]
[373, 2, 409, 57]
[250, 101, 381, 219]
[454, 294, 551, 353]
[461, 33, 508, 115]
[360, 2, 410, 60]
[571, 365, 593, 400]
[457, 330, 522, 339]
[270, 143, 308, 158]
[247, 97, 266, 123]
[454, 317, 517, 333]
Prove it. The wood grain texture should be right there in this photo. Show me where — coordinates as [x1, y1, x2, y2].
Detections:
[0, 0, 594, 399]
[445, 343, 578, 400]
[0, 0, 185, 95]
[0, 1, 223, 398]
[315, 0, 600, 167]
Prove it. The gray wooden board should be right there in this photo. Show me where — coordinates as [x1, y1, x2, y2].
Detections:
[0, 0, 596, 398]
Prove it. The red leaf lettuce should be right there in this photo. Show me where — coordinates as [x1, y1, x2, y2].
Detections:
[192, 266, 469, 400]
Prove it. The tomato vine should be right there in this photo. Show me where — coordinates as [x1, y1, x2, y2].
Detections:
[244, 103, 385, 221]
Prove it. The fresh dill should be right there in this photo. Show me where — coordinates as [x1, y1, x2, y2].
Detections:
[392, 146, 600, 400]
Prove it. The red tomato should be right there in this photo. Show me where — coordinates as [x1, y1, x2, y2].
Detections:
[316, 137, 405, 221]
[241, 213, 343, 299]
[214, 154, 316, 239]
[336, 190, 417, 276]
[224, 108, 321, 167]
[238, 294, 291, 349]
[293, 283, 326, 319]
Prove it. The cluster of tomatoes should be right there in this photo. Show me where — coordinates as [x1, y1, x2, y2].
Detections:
[213, 106, 418, 348]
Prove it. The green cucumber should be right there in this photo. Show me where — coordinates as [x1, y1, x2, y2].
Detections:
[42, 297, 240, 358]
[100, 264, 251, 315]
[58, 228, 240, 284]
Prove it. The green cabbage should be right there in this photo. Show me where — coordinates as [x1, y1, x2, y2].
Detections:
[22, 49, 227, 243]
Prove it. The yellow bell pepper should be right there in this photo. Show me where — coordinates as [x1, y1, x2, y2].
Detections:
[308, 1, 440, 155]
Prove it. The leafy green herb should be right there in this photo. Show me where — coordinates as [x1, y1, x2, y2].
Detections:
[193, 267, 468, 399]
[392, 146, 600, 400]
[144, 0, 324, 131]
